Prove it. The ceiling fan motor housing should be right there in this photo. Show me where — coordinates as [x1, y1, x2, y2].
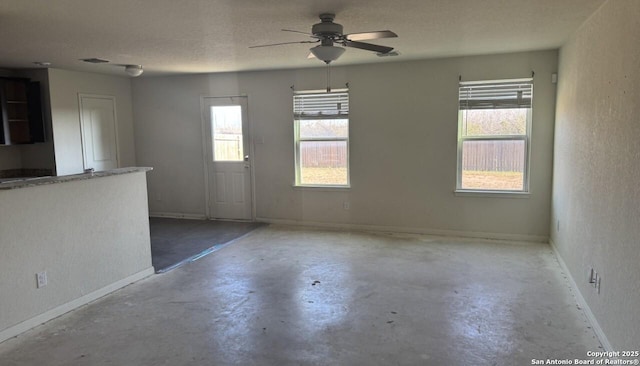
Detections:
[312, 13, 343, 38]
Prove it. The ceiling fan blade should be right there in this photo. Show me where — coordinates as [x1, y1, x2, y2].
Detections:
[344, 40, 394, 54]
[249, 40, 317, 48]
[282, 29, 312, 35]
[345, 30, 398, 41]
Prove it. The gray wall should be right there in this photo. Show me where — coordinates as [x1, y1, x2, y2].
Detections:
[0, 171, 153, 341]
[0, 147, 21, 170]
[0, 68, 55, 172]
[552, 0, 640, 350]
[48, 69, 137, 175]
[0, 70, 22, 169]
[1, 67, 135, 175]
[133, 50, 557, 240]
[17, 68, 56, 172]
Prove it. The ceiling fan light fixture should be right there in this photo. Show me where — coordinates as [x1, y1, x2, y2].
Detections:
[309, 45, 345, 64]
[125, 64, 144, 77]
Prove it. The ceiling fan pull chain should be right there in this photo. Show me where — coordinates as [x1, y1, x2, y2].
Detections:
[326, 64, 331, 93]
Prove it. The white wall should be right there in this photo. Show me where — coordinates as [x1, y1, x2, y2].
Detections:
[48, 69, 136, 175]
[552, 0, 640, 350]
[0, 171, 153, 341]
[134, 50, 557, 240]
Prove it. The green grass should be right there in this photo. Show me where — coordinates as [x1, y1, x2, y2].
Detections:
[301, 167, 348, 185]
[462, 170, 523, 190]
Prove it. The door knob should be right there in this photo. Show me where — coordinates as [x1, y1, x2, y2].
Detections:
[244, 155, 249, 161]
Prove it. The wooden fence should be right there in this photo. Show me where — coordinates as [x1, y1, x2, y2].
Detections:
[299, 140, 524, 172]
[462, 140, 524, 172]
[301, 142, 347, 168]
[214, 135, 243, 161]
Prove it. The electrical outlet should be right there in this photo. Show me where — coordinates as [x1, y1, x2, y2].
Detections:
[36, 271, 47, 288]
[596, 276, 601, 294]
[343, 201, 350, 210]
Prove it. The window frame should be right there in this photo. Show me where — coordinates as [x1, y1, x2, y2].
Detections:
[293, 89, 350, 188]
[455, 78, 533, 194]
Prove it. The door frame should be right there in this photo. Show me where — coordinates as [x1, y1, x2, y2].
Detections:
[200, 94, 256, 221]
[77, 93, 120, 171]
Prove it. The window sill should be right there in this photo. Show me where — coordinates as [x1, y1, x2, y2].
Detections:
[293, 184, 351, 191]
[454, 190, 530, 198]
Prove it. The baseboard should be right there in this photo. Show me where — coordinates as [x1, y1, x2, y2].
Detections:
[256, 217, 548, 243]
[550, 239, 613, 352]
[0, 267, 155, 344]
[149, 211, 207, 220]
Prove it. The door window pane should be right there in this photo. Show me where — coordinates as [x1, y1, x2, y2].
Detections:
[461, 140, 525, 191]
[299, 140, 348, 185]
[211, 106, 243, 161]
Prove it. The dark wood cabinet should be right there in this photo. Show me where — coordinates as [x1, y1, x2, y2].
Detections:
[0, 78, 45, 145]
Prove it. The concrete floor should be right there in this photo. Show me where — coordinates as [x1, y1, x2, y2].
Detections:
[0, 226, 601, 365]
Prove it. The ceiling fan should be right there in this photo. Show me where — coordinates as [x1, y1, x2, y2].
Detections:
[249, 13, 398, 64]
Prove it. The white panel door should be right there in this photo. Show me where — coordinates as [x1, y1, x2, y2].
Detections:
[79, 95, 118, 172]
[204, 96, 252, 220]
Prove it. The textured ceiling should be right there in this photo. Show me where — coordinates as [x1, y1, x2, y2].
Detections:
[0, 0, 605, 76]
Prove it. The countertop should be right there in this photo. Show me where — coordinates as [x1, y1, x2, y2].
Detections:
[0, 167, 153, 190]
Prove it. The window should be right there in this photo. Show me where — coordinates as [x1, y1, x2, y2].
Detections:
[457, 79, 533, 192]
[294, 90, 349, 187]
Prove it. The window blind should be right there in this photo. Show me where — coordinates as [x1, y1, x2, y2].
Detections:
[294, 92, 349, 120]
[459, 80, 533, 110]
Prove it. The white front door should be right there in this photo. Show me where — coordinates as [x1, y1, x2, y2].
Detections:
[78, 94, 118, 172]
[204, 96, 252, 220]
